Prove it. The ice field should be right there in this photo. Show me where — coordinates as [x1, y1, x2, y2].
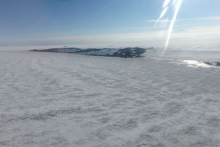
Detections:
[0, 50, 220, 147]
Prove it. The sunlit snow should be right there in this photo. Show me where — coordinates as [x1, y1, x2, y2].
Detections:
[0, 50, 220, 147]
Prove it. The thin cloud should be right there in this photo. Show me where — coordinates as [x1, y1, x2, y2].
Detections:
[170, 26, 220, 39]
[147, 16, 220, 22]
[195, 16, 220, 21]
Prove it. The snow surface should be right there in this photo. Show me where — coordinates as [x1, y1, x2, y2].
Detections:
[0, 50, 220, 147]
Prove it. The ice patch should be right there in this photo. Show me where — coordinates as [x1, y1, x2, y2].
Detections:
[182, 60, 212, 68]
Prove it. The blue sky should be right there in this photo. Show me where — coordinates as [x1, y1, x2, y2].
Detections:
[0, 0, 220, 49]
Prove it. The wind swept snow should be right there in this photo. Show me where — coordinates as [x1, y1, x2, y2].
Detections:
[0, 51, 220, 147]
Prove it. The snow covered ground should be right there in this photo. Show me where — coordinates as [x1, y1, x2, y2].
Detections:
[0, 50, 220, 147]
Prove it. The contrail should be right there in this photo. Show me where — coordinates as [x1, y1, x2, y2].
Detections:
[100, 0, 118, 12]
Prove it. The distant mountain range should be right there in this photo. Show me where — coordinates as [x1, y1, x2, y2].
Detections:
[30, 47, 154, 58]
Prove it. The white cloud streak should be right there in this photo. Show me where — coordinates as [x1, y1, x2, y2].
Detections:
[147, 16, 220, 22]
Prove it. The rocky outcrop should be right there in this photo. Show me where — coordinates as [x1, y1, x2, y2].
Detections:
[204, 62, 220, 67]
[31, 47, 153, 58]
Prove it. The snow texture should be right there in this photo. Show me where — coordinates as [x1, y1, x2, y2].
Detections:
[0, 50, 220, 147]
